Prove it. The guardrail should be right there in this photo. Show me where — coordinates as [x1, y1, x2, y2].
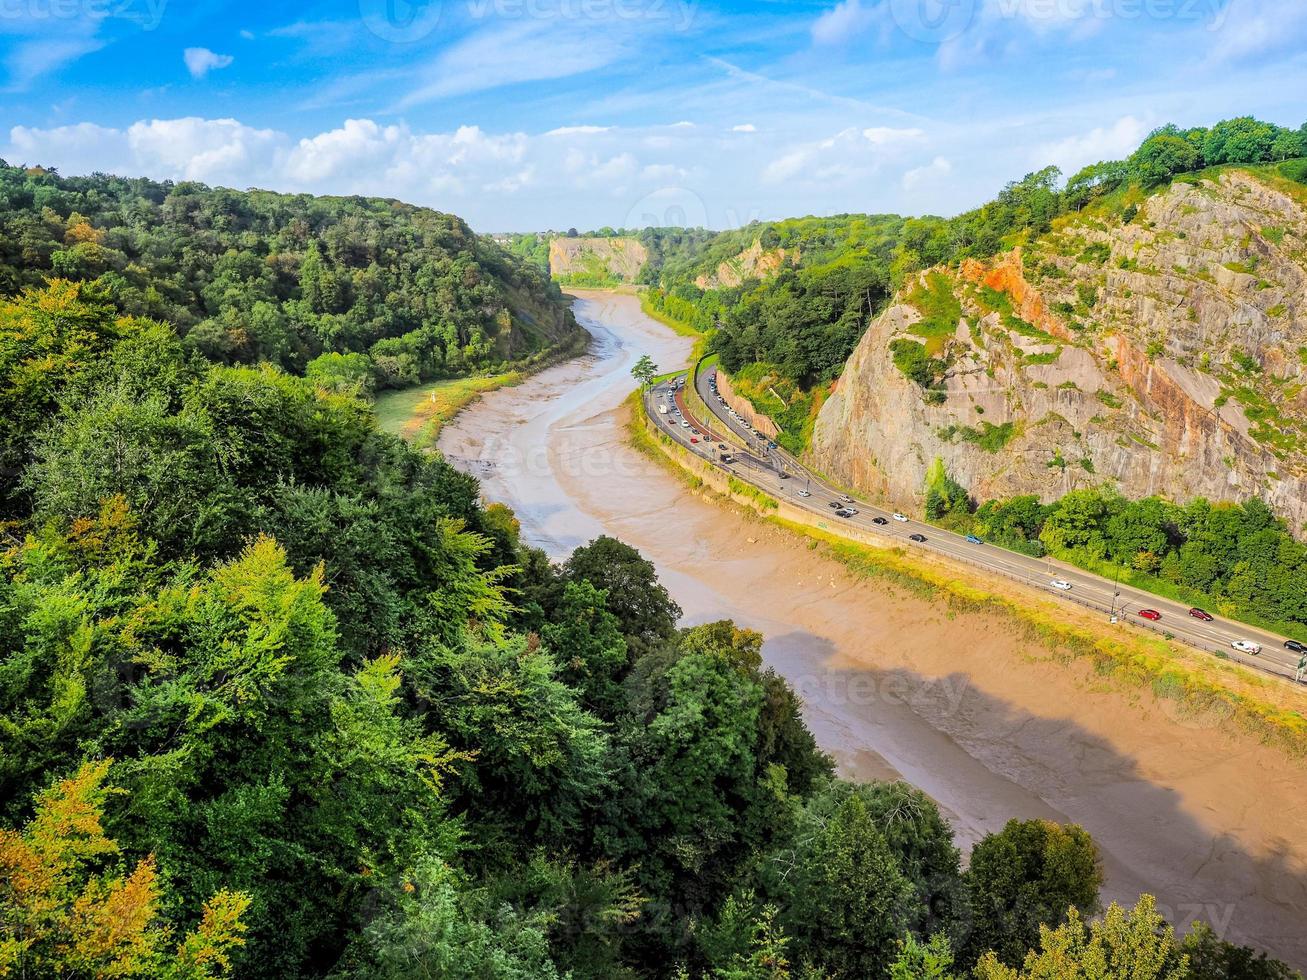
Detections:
[642, 386, 1301, 686]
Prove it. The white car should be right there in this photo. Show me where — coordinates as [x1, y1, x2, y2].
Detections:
[680, 421, 690, 428]
[798, 489, 811, 497]
[1231, 640, 1262, 655]
[892, 513, 908, 523]
[1049, 579, 1073, 591]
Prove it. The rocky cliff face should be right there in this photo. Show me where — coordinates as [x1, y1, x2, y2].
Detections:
[811, 170, 1307, 531]
[548, 237, 648, 282]
[694, 241, 798, 289]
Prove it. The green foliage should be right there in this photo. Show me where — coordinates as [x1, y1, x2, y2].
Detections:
[891, 338, 948, 400]
[962, 819, 1103, 968]
[974, 895, 1185, 980]
[0, 162, 578, 386]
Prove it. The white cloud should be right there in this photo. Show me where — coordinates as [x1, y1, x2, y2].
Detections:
[862, 126, 926, 145]
[183, 47, 234, 79]
[1202, 0, 1307, 63]
[763, 125, 930, 184]
[902, 156, 952, 190]
[127, 118, 283, 183]
[732, 124, 757, 133]
[811, 0, 880, 45]
[1036, 115, 1149, 175]
[545, 125, 612, 136]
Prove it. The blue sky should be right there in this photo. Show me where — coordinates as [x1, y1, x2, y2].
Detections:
[1, 0, 1305, 231]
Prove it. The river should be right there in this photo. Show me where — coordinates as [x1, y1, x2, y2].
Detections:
[438, 288, 1307, 967]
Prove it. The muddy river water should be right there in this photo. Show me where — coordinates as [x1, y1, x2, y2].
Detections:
[439, 289, 1307, 967]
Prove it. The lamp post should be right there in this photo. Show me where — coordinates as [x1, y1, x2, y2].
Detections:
[1108, 561, 1123, 623]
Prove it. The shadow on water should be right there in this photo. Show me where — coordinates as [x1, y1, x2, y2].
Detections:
[760, 628, 1307, 968]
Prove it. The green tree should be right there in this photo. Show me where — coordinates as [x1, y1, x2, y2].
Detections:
[890, 933, 958, 979]
[768, 794, 915, 978]
[632, 353, 658, 390]
[973, 896, 1185, 980]
[962, 819, 1103, 968]
[564, 535, 682, 653]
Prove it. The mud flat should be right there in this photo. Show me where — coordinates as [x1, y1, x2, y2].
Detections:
[438, 289, 1307, 967]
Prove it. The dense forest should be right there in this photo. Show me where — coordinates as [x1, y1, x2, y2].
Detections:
[0, 285, 1300, 973]
[0, 161, 580, 392]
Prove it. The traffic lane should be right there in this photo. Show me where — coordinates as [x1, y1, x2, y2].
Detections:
[685, 380, 1301, 678]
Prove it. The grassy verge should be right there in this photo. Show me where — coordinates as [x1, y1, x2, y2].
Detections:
[374, 373, 523, 448]
[638, 289, 702, 339]
[628, 394, 1307, 757]
[376, 333, 587, 448]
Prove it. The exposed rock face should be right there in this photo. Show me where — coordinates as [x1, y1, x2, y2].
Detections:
[811, 171, 1307, 532]
[548, 237, 648, 282]
[694, 241, 798, 289]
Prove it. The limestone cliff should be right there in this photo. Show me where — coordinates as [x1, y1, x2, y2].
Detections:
[694, 241, 798, 289]
[548, 236, 648, 282]
[811, 170, 1307, 531]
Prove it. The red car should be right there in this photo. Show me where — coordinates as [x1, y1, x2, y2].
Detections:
[1189, 607, 1214, 622]
[1137, 609, 1162, 621]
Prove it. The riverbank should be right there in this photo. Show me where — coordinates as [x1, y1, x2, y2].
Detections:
[373, 332, 587, 447]
[436, 289, 1307, 968]
[630, 388, 1307, 757]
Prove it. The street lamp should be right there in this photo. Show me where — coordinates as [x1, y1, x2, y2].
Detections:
[1108, 561, 1124, 623]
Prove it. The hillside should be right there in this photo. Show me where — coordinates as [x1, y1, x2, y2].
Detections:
[0, 162, 580, 390]
[811, 167, 1307, 532]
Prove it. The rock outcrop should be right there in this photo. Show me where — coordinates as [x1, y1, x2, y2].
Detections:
[694, 241, 798, 289]
[548, 236, 648, 282]
[811, 171, 1307, 532]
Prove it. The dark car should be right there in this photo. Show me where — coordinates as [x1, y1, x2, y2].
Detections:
[829, 501, 842, 509]
[909, 533, 927, 543]
[1286, 639, 1307, 654]
[836, 509, 854, 519]
[872, 516, 888, 526]
[1189, 607, 1215, 622]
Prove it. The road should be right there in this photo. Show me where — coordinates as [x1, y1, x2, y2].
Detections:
[646, 367, 1307, 685]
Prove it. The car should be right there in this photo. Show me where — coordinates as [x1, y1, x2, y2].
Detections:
[798, 489, 811, 497]
[1231, 640, 1262, 655]
[836, 509, 854, 519]
[679, 421, 690, 428]
[909, 533, 927, 543]
[1137, 609, 1162, 621]
[690, 437, 699, 444]
[1049, 579, 1073, 591]
[965, 534, 983, 544]
[892, 513, 908, 523]
[840, 494, 853, 502]
[828, 501, 842, 509]
[718, 442, 728, 448]
[1189, 607, 1215, 622]
[844, 507, 859, 515]
[1286, 640, 1306, 654]
[871, 516, 888, 526]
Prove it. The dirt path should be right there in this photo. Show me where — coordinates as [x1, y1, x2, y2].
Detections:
[438, 289, 1307, 967]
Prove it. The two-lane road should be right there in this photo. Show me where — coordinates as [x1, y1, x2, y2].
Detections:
[648, 370, 1306, 684]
